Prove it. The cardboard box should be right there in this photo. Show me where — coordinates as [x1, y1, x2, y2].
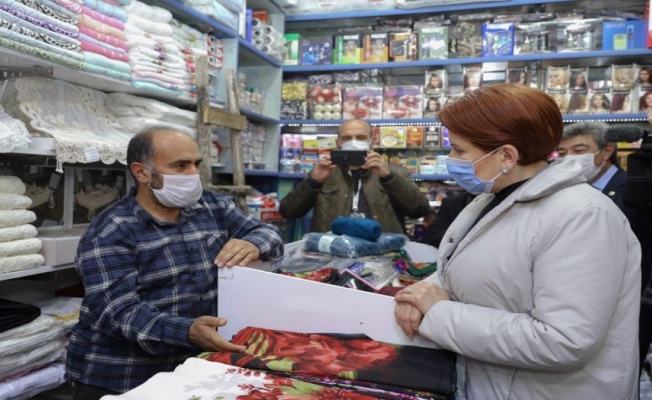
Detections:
[482, 23, 515, 56]
[389, 32, 418, 62]
[333, 34, 362, 64]
[300, 36, 333, 66]
[602, 20, 647, 50]
[362, 33, 388, 63]
[284, 33, 300, 66]
[419, 25, 448, 60]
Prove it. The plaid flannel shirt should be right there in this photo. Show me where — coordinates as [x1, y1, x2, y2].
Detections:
[65, 188, 283, 392]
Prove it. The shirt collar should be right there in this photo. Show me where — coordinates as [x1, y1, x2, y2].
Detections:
[591, 164, 618, 191]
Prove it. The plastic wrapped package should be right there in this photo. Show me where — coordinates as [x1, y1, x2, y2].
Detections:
[303, 232, 408, 258]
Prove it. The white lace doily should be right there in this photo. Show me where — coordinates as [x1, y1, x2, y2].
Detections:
[10, 77, 135, 169]
[0, 104, 32, 153]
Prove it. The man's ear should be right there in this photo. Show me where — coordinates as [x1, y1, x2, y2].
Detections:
[131, 162, 151, 183]
[603, 143, 617, 160]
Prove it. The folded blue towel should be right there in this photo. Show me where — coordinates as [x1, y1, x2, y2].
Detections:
[331, 216, 382, 241]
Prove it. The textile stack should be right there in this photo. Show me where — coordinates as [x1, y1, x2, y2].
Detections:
[0, 176, 44, 275]
[123, 0, 196, 98]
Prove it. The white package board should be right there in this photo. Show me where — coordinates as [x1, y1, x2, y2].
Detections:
[217, 266, 435, 348]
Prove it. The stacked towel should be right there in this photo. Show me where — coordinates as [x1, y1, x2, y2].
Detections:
[0, 0, 83, 68]
[76, 0, 132, 80]
[123, 0, 196, 97]
[0, 176, 44, 275]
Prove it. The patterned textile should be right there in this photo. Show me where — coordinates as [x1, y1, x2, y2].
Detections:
[80, 24, 128, 50]
[0, 37, 83, 69]
[81, 5, 124, 30]
[0, 26, 83, 60]
[15, 0, 79, 25]
[101, 357, 382, 400]
[0, 9, 80, 51]
[200, 327, 458, 399]
[81, 0, 127, 22]
[80, 39, 128, 61]
[0, 1, 78, 38]
[79, 12, 124, 39]
[82, 50, 130, 73]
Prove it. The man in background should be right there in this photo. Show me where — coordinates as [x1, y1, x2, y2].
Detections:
[279, 119, 429, 233]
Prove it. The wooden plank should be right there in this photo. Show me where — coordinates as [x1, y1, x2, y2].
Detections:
[195, 55, 213, 189]
[203, 106, 247, 131]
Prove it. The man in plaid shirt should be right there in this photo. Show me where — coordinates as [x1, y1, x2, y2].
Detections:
[65, 127, 284, 399]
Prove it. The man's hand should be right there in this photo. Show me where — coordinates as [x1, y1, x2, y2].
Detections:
[362, 151, 391, 178]
[188, 316, 248, 353]
[310, 157, 337, 183]
[214, 239, 260, 267]
[394, 282, 450, 337]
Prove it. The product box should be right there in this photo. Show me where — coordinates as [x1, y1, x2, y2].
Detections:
[308, 84, 342, 120]
[299, 36, 333, 65]
[449, 19, 486, 58]
[406, 126, 424, 148]
[423, 125, 440, 148]
[548, 89, 570, 114]
[648, 0, 652, 48]
[418, 25, 448, 60]
[383, 85, 423, 119]
[612, 64, 636, 91]
[482, 23, 515, 56]
[602, 20, 647, 50]
[378, 126, 407, 148]
[362, 33, 389, 63]
[388, 31, 418, 62]
[333, 34, 362, 64]
[513, 22, 558, 54]
[424, 69, 446, 96]
[342, 85, 383, 119]
[284, 33, 300, 66]
[555, 18, 603, 52]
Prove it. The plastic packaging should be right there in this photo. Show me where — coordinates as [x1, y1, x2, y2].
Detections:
[304, 232, 408, 258]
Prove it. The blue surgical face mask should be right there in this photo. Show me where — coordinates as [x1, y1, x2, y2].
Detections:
[445, 147, 504, 194]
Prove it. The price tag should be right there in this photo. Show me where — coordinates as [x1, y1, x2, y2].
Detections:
[84, 147, 100, 163]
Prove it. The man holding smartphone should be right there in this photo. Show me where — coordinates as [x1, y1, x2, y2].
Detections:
[279, 119, 430, 233]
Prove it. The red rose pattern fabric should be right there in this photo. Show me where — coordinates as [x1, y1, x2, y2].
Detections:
[199, 327, 457, 400]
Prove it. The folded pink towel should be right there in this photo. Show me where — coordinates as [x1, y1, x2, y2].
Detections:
[80, 39, 129, 62]
[80, 13, 124, 40]
[82, 5, 124, 30]
[79, 25, 128, 51]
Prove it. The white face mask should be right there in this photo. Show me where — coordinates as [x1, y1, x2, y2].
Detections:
[341, 140, 370, 151]
[149, 172, 203, 208]
[566, 150, 604, 181]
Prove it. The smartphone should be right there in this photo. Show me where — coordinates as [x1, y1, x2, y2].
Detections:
[330, 150, 367, 166]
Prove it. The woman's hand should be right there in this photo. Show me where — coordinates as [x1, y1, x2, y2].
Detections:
[394, 282, 451, 337]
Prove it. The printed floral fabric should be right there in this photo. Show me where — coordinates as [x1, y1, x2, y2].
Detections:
[199, 327, 457, 399]
[101, 357, 381, 400]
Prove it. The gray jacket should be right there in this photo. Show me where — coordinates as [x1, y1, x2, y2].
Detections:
[421, 158, 641, 399]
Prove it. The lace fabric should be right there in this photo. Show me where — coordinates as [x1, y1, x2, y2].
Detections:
[0, 105, 31, 153]
[7, 77, 135, 168]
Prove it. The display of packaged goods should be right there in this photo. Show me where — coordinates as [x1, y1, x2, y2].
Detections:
[362, 33, 389, 63]
[463, 66, 483, 91]
[482, 22, 515, 56]
[300, 36, 333, 65]
[378, 126, 407, 148]
[423, 125, 441, 148]
[334, 34, 362, 64]
[383, 85, 423, 119]
[284, 33, 301, 66]
[388, 32, 418, 62]
[555, 18, 604, 52]
[514, 22, 558, 54]
[406, 126, 424, 148]
[548, 89, 570, 114]
[449, 19, 486, 58]
[419, 26, 448, 60]
[342, 86, 384, 119]
[308, 84, 342, 120]
[547, 65, 570, 90]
